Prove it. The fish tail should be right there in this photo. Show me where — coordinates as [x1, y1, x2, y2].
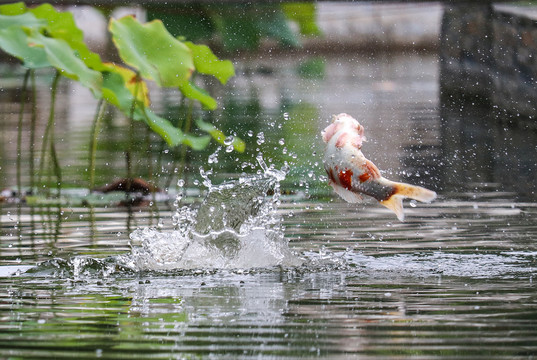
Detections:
[380, 195, 405, 221]
[380, 182, 437, 222]
[392, 182, 437, 203]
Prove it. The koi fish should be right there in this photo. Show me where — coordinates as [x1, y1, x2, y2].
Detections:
[322, 113, 436, 221]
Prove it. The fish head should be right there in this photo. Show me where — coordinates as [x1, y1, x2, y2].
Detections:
[322, 113, 366, 148]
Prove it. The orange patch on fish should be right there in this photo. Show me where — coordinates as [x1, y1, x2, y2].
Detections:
[364, 159, 381, 179]
[359, 173, 370, 183]
[328, 167, 337, 183]
[338, 169, 353, 190]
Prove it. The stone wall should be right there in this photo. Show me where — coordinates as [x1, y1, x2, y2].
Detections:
[440, 4, 537, 124]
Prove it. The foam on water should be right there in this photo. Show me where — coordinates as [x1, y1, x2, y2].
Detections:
[123, 159, 302, 271]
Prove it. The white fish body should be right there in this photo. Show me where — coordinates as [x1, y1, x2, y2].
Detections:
[322, 113, 436, 221]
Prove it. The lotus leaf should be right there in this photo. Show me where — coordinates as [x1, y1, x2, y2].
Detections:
[178, 81, 217, 110]
[102, 70, 209, 149]
[184, 41, 234, 85]
[30, 3, 105, 71]
[104, 63, 150, 107]
[0, 26, 49, 68]
[0, 12, 44, 28]
[109, 16, 194, 88]
[0, 2, 26, 15]
[28, 31, 102, 97]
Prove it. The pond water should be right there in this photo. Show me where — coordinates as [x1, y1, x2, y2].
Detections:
[1, 50, 537, 359]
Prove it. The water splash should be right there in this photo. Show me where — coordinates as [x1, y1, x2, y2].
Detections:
[124, 160, 301, 271]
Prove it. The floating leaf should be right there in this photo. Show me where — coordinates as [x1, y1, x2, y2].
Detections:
[28, 31, 102, 97]
[184, 41, 234, 84]
[109, 16, 194, 88]
[178, 81, 217, 110]
[196, 118, 245, 152]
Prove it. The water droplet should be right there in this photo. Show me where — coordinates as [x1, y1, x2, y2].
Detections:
[256, 132, 265, 145]
[208, 152, 219, 164]
[224, 136, 234, 146]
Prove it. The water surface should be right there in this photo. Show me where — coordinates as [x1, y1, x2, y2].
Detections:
[1, 52, 537, 359]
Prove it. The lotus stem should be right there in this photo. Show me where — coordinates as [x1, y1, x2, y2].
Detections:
[29, 70, 37, 193]
[49, 140, 62, 198]
[38, 71, 61, 194]
[89, 99, 106, 192]
[126, 72, 141, 193]
[48, 71, 62, 198]
[17, 70, 30, 199]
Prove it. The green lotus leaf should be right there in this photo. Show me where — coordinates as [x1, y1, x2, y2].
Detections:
[109, 16, 195, 88]
[102, 70, 209, 149]
[101, 70, 134, 112]
[0, 26, 49, 68]
[0, 12, 44, 29]
[28, 31, 102, 97]
[144, 108, 210, 150]
[0, 2, 28, 16]
[184, 41, 234, 84]
[178, 81, 217, 110]
[195, 118, 245, 153]
[103, 63, 150, 107]
[30, 3, 105, 71]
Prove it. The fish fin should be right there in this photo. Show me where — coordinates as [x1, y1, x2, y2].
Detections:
[330, 182, 363, 203]
[392, 182, 437, 203]
[380, 182, 436, 222]
[380, 195, 405, 221]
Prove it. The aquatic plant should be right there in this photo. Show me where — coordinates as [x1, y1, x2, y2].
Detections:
[0, 2, 242, 194]
[146, 3, 320, 51]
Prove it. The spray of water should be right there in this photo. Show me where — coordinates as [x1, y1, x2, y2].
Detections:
[122, 157, 302, 271]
